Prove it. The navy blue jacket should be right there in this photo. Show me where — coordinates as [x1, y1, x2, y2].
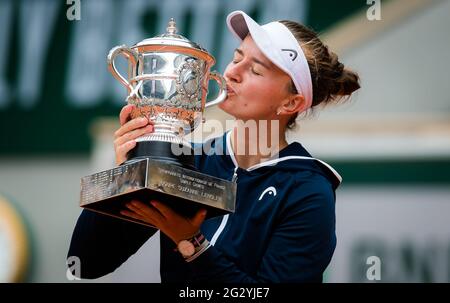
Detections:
[68, 132, 341, 282]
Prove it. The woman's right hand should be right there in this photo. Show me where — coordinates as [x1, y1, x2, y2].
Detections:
[114, 104, 154, 165]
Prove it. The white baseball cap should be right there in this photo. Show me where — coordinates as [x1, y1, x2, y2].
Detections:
[226, 10, 313, 109]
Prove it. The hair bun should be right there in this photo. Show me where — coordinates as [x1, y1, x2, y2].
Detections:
[279, 20, 360, 109]
[330, 68, 360, 97]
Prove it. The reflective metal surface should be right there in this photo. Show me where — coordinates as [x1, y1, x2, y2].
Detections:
[80, 159, 236, 225]
[107, 18, 227, 148]
[80, 20, 234, 225]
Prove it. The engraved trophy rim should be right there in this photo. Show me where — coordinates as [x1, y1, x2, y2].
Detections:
[132, 18, 215, 65]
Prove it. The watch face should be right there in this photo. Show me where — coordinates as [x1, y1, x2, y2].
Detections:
[178, 240, 195, 258]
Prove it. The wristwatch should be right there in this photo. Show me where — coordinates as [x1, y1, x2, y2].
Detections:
[177, 232, 208, 260]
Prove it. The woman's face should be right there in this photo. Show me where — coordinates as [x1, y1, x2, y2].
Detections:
[219, 35, 292, 122]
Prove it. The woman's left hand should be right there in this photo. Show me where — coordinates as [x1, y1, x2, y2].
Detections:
[120, 200, 207, 244]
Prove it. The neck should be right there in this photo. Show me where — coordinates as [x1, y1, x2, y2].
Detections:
[230, 120, 289, 169]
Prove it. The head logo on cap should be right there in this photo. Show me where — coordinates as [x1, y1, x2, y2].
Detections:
[281, 49, 298, 61]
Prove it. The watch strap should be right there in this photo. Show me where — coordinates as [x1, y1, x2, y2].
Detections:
[178, 232, 210, 262]
[185, 238, 210, 263]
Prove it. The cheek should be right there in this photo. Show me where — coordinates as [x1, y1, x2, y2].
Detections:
[243, 80, 277, 103]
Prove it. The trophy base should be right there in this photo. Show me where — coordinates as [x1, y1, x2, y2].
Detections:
[127, 140, 195, 169]
[80, 158, 236, 227]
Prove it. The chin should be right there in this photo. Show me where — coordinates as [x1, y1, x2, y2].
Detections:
[218, 98, 232, 112]
[218, 96, 241, 119]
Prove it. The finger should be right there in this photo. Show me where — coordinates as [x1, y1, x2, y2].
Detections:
[124, 201, 146, 216]
[114, 124, 153, 147]
[114, 117, 150, 138]
[189, 209, 207, 227]
[127, 201, 164, 222]
[149, 200, 175, 219]
[120, 209, 152, 224]
[120, 209, 142, 220]
[123, 205, 153, 223]
[115, 140, 136, 165]
[119, 104, 135, 126]
[115, 117, 149, 138]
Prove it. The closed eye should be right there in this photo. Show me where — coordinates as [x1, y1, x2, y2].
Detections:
[232, 50, 243, 64]
[251, 67, 262, 76]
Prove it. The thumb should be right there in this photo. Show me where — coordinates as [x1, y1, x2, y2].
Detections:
[191, 209, 207, 227]
[119, 104, 135, 126]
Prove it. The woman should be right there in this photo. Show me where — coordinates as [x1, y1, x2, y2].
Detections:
[68, 11, 360, 282]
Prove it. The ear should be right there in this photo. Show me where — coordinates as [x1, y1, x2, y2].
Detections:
[278, 94, 307, 115]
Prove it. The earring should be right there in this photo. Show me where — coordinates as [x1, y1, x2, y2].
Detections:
[276, 109, 281, 116]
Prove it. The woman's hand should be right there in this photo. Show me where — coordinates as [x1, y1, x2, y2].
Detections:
[113, 104, 154, 165]
[120, 200, 207, 244]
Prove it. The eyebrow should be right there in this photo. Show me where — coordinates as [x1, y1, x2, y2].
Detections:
[235, 48, 270, 69]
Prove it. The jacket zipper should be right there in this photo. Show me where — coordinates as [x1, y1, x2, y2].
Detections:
[231, 166, 238, 183]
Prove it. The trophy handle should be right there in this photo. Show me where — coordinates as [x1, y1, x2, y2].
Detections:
[107, 45, 139, 94]
[205, 71, 227, 108]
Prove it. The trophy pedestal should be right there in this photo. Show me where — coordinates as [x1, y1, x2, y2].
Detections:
[127, 140, 195, 169]
[80, 158, 236, 227]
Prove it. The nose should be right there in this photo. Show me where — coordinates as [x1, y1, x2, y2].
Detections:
[224, 61, 242, 84]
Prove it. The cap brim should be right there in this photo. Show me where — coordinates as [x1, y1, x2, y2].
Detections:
[226, 11, 265, 42]
[226, 11, 288, 78]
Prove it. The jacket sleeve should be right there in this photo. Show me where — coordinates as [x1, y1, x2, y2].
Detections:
[187, 185, 336, 283]
[67, 209, 157, 279]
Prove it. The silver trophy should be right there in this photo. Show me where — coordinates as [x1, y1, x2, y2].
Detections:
[79, 19, 236, 226]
